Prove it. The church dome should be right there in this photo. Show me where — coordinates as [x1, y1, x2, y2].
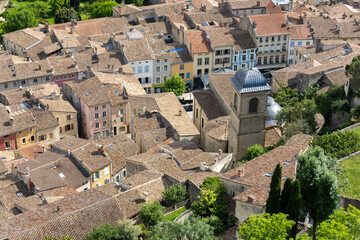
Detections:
[234, 68, 267, 88]
[231, 68, 271, 93]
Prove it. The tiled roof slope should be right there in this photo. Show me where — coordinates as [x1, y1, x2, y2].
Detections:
[193, 90, 227, 121]
[223, 134, 313, 206]
[249, 13, 289, 35]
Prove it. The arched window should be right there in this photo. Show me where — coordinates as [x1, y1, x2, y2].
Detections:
[249, 98, 259, 113]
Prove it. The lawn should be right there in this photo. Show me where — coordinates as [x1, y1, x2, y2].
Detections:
[162, 207, 187, 222]
[350, 126, 360, 135]
[338, 154, 360, 199]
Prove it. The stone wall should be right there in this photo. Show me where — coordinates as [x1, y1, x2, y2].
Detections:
[186, 179, 202, 204]
[340, 122, 360, 132]
[339, 195, 360, 210]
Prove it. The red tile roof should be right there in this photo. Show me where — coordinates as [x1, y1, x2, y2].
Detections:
[290, 24, 312, 40]
[250, 13, 290, 36]
[222, 134, 312, 206]
[185, 30, 212, 54]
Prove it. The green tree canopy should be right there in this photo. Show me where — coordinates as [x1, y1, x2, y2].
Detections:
[199, 177, 226, 195]
[149, 216, 217, 240]
[287, 179, 302, 239]
[276, 98, 318, 132]
[3, 9, 38, 33]
[84, 224, 119, 240]
[89, 1, 118, 19]
[345, 55, 360, 90]
[316, 205, 360, 240]
[48, 0, 70, 10]
[162, 74, 187, 96]
[138, 201, 165, 229]
[265, 163, 282, 214]
[297, 147, 339, 240]
[280, 178, 292, 214]
[16, 1, 49, 19]
[311, 131, 360, 159]
[161, 183, 187, 207]
[117, 219, 142, 240]
[54, 8, 79, 24]
[237, 213, 295, 240]
[243, 144, 266, 162]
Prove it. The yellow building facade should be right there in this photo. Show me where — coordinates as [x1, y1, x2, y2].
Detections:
[171, 61, 194, 89]
[16, 126, 37, 149]
[91, 164, 111, 188]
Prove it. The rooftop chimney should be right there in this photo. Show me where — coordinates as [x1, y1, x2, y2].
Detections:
[256, 0, 260, 6]
[237, 168, 245, 177]
[143, 191, 149, 202]
[253, 21, 257, 29]
[218, 149, 223, 155]
[56, 206, 60, 212]
[9, 116, 14, 126]
[178, 109, 182, 116]
[98, 145, 104, 155]
[67, 150, 71, 156]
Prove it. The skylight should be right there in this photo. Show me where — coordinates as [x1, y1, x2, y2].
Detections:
[85, 92, 90, 96]
[114, 90, 119, 94]
[263, 173, 273, 177]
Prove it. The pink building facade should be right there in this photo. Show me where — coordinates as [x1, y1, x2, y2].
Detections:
[0, 133, 16, 151]
[52, 73, 79, 90]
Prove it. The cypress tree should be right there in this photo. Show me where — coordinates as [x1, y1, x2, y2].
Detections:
[265, 163, 282, 214]
[280, 178, 292, 214]
[287, 179, 301, 239]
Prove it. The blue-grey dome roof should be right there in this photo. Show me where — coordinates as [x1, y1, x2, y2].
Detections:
[234, 68, 267, 88]
[231, 68, 271, 93]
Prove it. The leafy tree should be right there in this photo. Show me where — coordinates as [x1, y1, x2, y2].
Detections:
[311, 131, 360, 159]
[70, 0, 80, 10]
[287, 179, 302, 239]
[89, 1, 118, 18]
[280, 178, 292, 214]
[265, 163, 282, 214]
[203, 215, 225, 235]
[54, 8, 79, 24]
[3, 9, 38, 33]
[17, 1, 49, 19]
[273, 87, 300, 107]
[48, 0, 70, 10]
[149, 216, 217, 240]
[200, 177, 226, 195]
[237, 213, 295, 240]
[316, 205, 360, 240]
[276, 98, 318, 132]
[284, 119, 312, 140]
[161, 183, 187, 207]
[117, 219, 142, 240]
[243, 144, 266, 162]
[162, 74, 187, 96]
[297, 147, 339, 240]
[84, 224, 119, 240]
[191, 190, 220, 217]
[138, 201, 165, 229]
[345, 55, 360, 91]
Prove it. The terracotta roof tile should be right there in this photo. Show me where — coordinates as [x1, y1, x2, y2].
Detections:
[249, 13, 290, 36]
[193, 90, 227, 120]
[185, 30, 212, 54]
